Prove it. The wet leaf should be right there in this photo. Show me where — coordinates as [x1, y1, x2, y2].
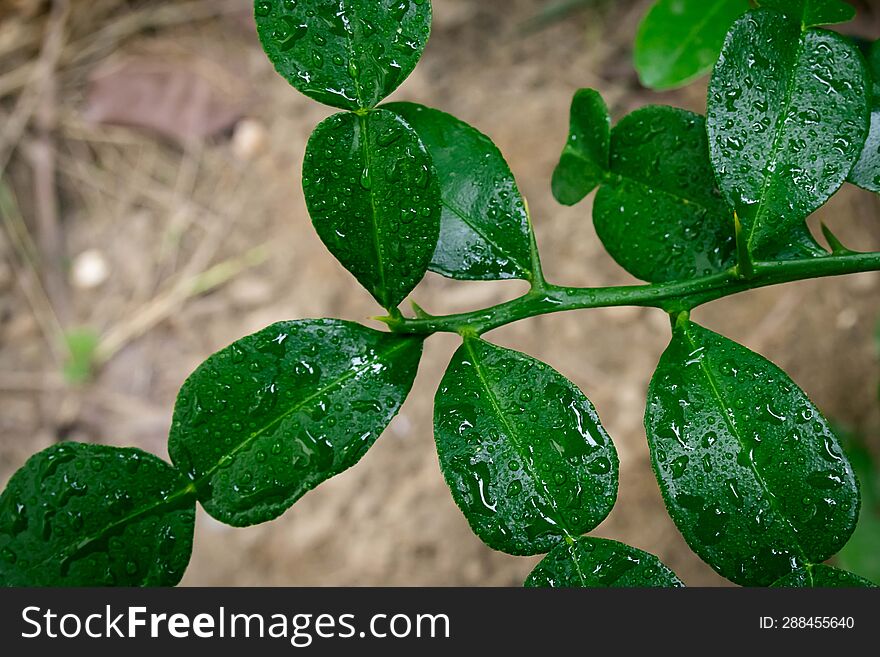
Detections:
[849, 40, 880, 193]
[767, 225, 829, 260]
[707, 9, 869, 259]
[772, 564, 877, 587]
[168, 320, 422, 527]
[0, 443, 195, 586]
[646, 320, 859, 586]
[525, 536, 684, 588]
[634, 0, 750, 90]
[552, 88, 610, 206]
[383, 102, 532, 281]
[757, 0, 855, 27]
[434, 337, 618, 556]
[303, 109, 442, 310]
[594, 106, 736, 283]
[254, 0, 432, 110]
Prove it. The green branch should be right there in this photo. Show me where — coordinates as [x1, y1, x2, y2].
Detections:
[383, 250, 880, 336]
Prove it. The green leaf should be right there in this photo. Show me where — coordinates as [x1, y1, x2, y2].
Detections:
[757, 0, 855, 28]
[0, 443, 195, 586]
[383, 102, 533, 281]
[594, 106, 736, 283]
[768, 225, 828, 260]
[772, 564, 877, 587]
[434, 337, 618, 556]
[634, 0, 750, 91]
[254, 0, 432, 111]
[849, 41, 880, 193]
[525, 536, 684, 588]
[303, 109, 442, 310]
[707, 9, 870, 259]
[552, 89, 610, 206]
[646, 321, 859, 586]
[169, 319, 422, 527]
[553, 94, 741, 282]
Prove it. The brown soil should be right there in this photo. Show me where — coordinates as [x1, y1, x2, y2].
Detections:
[1, 0, 879, 586]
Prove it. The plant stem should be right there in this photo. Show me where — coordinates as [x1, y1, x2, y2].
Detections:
[383, 250, 880, 336]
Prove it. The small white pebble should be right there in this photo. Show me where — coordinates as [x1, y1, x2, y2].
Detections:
[846, 272, 877, 292]
[390, 414, 412, 438]
[71, 249, 109, 289]
[232, 119, 268, 161]
[836, 308, 858, 330]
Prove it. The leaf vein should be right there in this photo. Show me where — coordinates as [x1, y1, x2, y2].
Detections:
[746, 29, 807, 253]
[681, 325, 808, 563]
[196, 338, 414, 484]
[463, 338, 570, 541]
[359, 113, 390, 306]
[439, 198, 530, 275]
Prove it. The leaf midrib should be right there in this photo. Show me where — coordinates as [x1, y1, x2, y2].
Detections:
[439, 198, 531, 276]
[567, 541, 589, 586]
[607, 170, 719, 215]
[564, 144, 721, 214]
[680, 325, 808, 565]
[197, 337, 414, 484]
[746, 25, 807, 254]
[358, 112, 390, 306]
[339, 0, 364, 107]
[463, 338, 570, 541]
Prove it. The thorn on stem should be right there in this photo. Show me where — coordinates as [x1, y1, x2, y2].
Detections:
[821, 222, 851, 255]
[410, 300, 432, 319]
[524, 197, 548, 291]
[734, 212, 754, 280]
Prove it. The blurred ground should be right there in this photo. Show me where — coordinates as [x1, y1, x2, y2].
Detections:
[1, 0, 879, 586]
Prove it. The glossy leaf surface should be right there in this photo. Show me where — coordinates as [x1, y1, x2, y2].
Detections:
[434, 338, 618, 556]
[552, 89, 610, 206]
[525, 537, 684, 588]
[0, 443, 195, 586]
[384, 102, 532, 281]
[707, 10, 869, 258]
[594, 106, 735, 283]
[849, 41, 880, 193]
[772, 564, 876, 587]
[767, 225, 828, 260]
[303, 109, 441, 310]
[646, 321, 859, 586]
[757, 0, 855, 27]
[634, 0, 749, 90]
[169, 319, 423, 527]
[255, 0, 432, 110]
